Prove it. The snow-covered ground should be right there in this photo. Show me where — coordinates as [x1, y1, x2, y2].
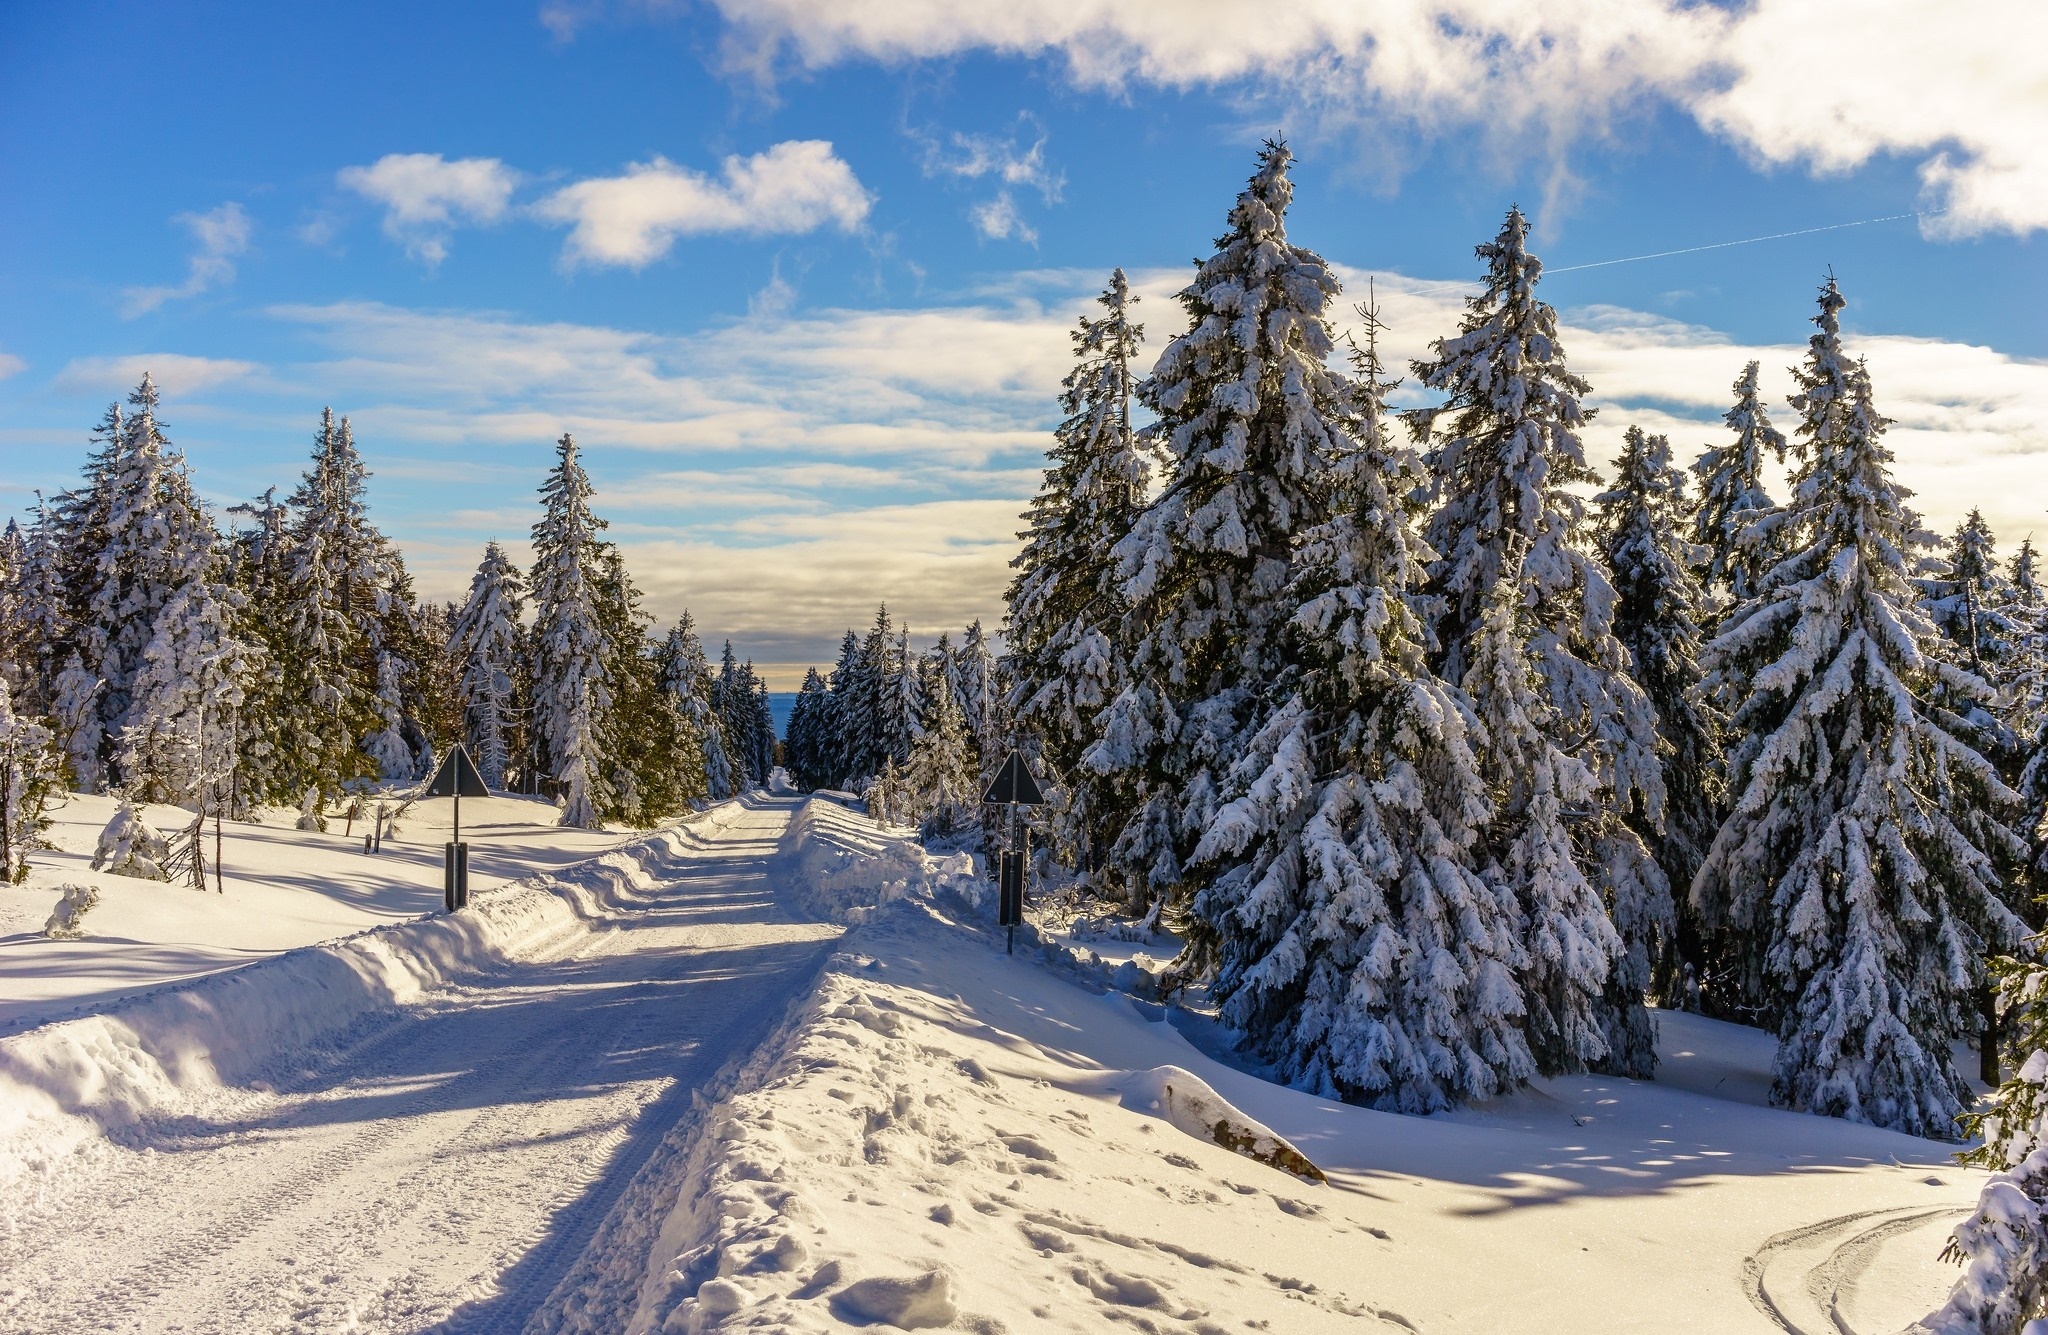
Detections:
[0, 794, 1989, 1332]
[574, 800, 1986, 1335]
[0, 790, 623, 1032]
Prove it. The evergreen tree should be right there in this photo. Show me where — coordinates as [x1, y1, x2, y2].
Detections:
[117, 566, 259, 808]
[81, 378, 224, 792]
[0, 679, 60, 883]
[528, 434, 611, 829]
[956, 620, 1001, 762]
[1412, 208, 1670, 1078]
[0, 520, 27, 697]
[1926, 938, 2048, 1332]
[1187, 306, 1532, 1109]
[904, 669, 978, 838]
[1005, 269, 1153, 880]
[1595, 425, 1723, 1007]
[15, 498, 71, 716]
[884, 628, 923, 762]
[1085, 141, 1351, 918]
[281, 409, 384, 798]
[1691, 361, 1790, 612]
[1696, 278, 2027, 1135]
[784, 667, 834, 791]
[449, 542, 526, 789]
[223, 489, 296, 805]
[657, 612, 728, 802]
[836, 606, 891, 786]
[823, 629, 863, 788]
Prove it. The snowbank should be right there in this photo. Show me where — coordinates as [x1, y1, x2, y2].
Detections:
[0, 801, 754, 1202]
[781, 800, 983, 923]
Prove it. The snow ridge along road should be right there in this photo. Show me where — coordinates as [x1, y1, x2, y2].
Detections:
[0, 795, 840, 1335]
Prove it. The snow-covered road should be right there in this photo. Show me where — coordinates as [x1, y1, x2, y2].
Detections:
[0, 797, 840, 1335]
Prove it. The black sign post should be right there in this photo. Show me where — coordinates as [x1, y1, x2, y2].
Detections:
[982, 751, 1046, 954]
[424, 744, 490, 911]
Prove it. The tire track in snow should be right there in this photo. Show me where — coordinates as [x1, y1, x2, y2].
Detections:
[1741, 1205, 1961, 1334]
[0, 798, 840, 1335]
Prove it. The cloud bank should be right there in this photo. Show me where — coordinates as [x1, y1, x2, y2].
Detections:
[707, 0, 2048, 237]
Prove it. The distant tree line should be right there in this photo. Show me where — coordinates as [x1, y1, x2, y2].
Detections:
[0, 401, 785, 839]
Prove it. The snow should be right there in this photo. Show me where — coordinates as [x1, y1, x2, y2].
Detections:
[0, 793, 1998, 1332]
[571, 800, 1986, 1335]
[0, 790, 623, 1033]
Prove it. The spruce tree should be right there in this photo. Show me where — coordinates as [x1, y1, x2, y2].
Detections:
[784, 667, 834, 791]
[905, 670, 978, 838]
[449, 542, 526, 789]
[1412, 208, 1670, 1078]
[823, 629, 863, 789]
[1696, 278, 2027, 1135]
[1006, 269, 1153, 881]
[529, 434, 611, 829]
[1692, 361, 1790, 613]
[1595, 426, 1723, 1007]
[1085, 141, 1352, 919]
[837, 606, 891, 786]
[0, 520, 27, 697]
[1187, 307, 1532, 1109]
[281, 409, 384, 798]
[0, 679, 60, 883]
[80, 379, 223, 792]
[657, 613, 728, 802]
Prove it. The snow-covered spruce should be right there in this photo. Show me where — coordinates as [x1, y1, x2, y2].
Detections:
[280, 409, 386, 799]
[42, 883, 99, 939]
[92, 796, 170, 880]
[1189, 312, 1534, 1111]
[1691, 360, 1790, 616]
[1087, 141, 1351, 923]
[1696, 278, 2026, 1136]
[1411, 207, 1670, 1079]
[1595, 425, 1723, 1009]
[660, 612, 734, 803]
[902, 664, 979, 839]
[529, 434, 613, 829]
[1912, 944, 2048, 1334]
[0, 678, 60, 883]
[449, 541, 526, 790]
[1005, 268, 1154, 890]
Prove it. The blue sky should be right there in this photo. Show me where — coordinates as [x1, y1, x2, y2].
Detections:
[3, 0, 2043, 681]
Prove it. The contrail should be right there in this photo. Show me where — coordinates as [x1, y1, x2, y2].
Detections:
[1546, 210, 1940, 274]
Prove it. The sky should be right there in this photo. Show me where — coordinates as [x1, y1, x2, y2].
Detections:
[2, 0, 2044, 685]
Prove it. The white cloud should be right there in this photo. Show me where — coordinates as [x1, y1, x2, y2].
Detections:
[0, 353, 24, 381]
[534, 141, 872, 268]
[337, 153, 520, 265]
[54, 353, 261, 397]
[970, 192, 1037, 244]
[914, 117, 1063, 201]
[708, 0, 2048, 236]
[124, 203, 252, 316]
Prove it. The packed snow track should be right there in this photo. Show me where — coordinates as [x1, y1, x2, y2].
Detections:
[0, 796, 840, 1335]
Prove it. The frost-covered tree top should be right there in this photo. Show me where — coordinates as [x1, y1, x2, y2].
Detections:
[1692, 360, 1789, 608]
[1698, 277, 2026, 1135]
[449, 541, 526, 789]
[1414, 207, 1605, 685]
[1115, 140, 1351, 686]
[1007, 268, 1152, 765]
[529, 434, 612, 829]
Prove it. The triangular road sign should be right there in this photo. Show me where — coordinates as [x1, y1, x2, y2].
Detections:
[982, 750, 1046, 806]
[425, 743, 491, 798]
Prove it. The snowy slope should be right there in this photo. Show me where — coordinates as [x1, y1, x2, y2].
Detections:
[576, 799, 1985, 1335]
[0, 790, 625, 1032]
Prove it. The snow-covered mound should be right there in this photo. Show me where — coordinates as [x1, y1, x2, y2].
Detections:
[783, 799, 983, 923]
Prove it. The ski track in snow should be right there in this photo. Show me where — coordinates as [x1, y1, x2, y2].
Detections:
[0, 797, 840, 1335]
[1742, 1205, 1967, 1334]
